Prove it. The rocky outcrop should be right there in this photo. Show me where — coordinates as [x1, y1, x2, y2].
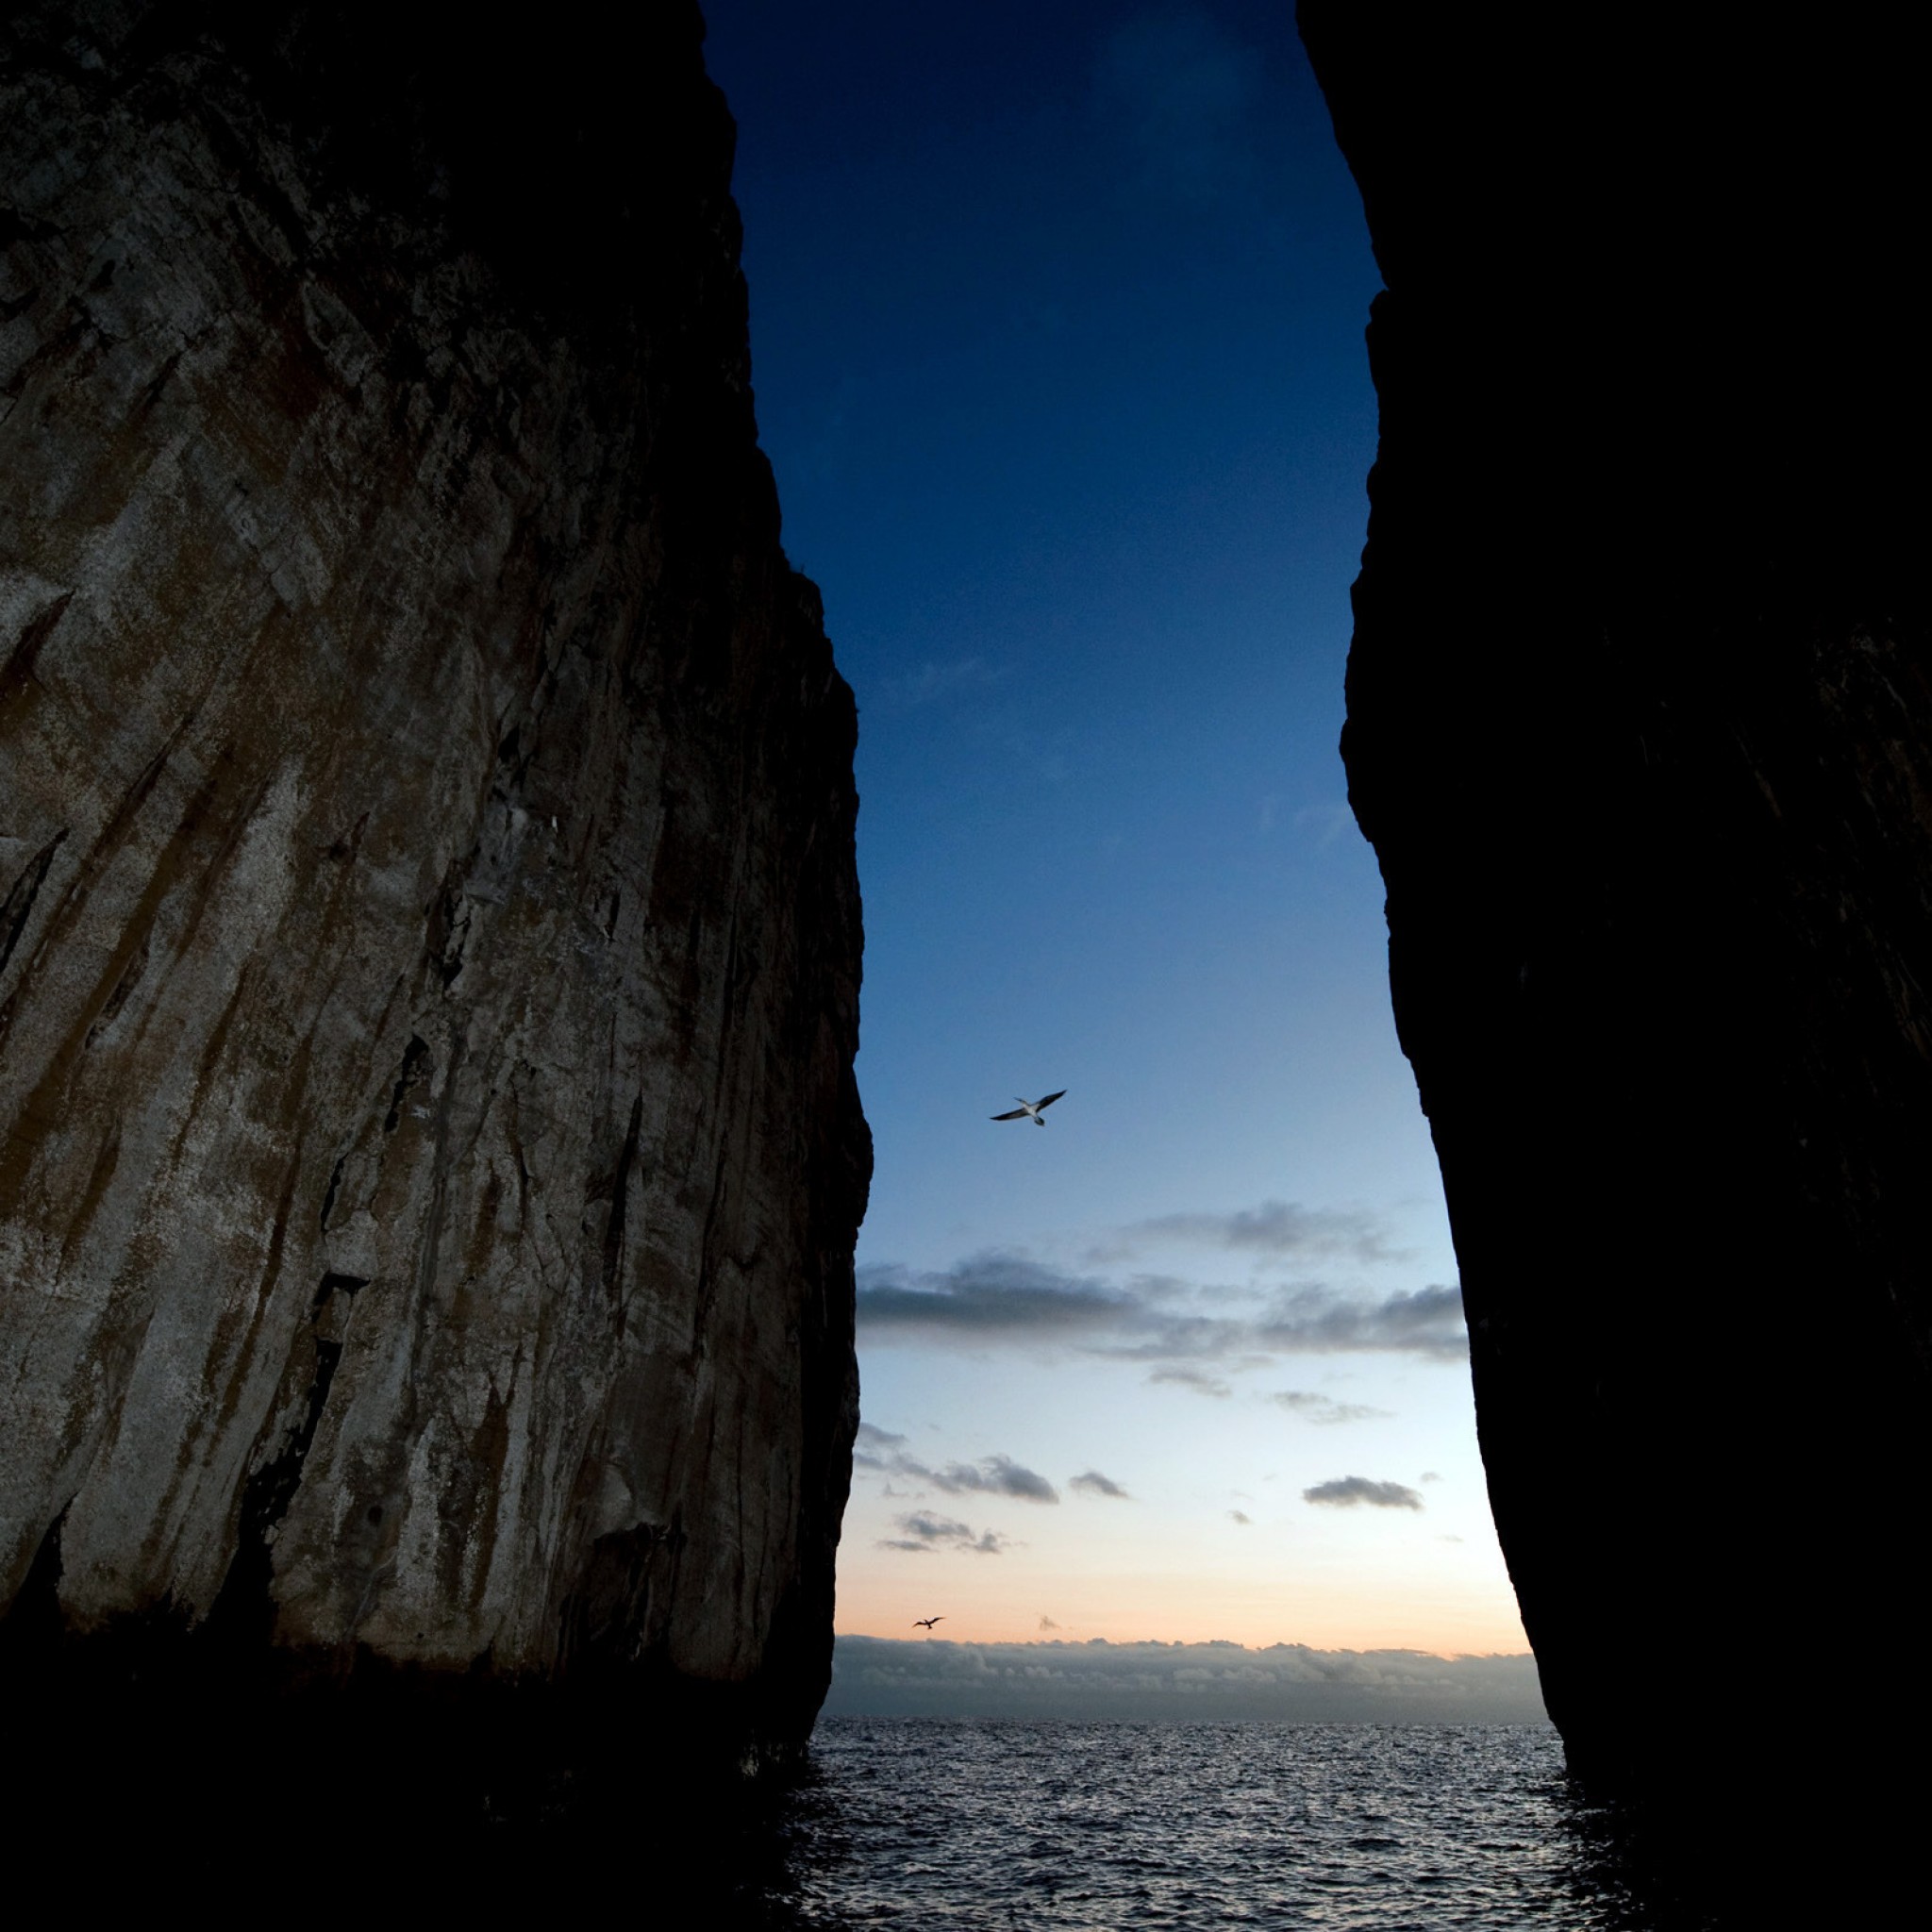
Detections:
[0, 0, 867, 1788]
[1301, 0, 1927, 1875]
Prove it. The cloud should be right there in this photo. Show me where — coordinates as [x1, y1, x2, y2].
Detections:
[825, 1636, 1547, 1724]
[1069, 1470, 1129, 1499]
[857, 1254, 1129, 1340]
[929, 1455, 1058, 1504]
[1039, 1615, 1059, 1631]
[853, 1421, 909, 1469]
[1270, 1391, 1391, 1425]
[880, 1511, 1013, 1556]
[1293, 800, 1360, 850]
[1228, 1509, 1252, 1525]
[1100, 1199, 1398, 1265]
[1302, 1476, 1424, 1511]
[876, 657, 1002, 711]
[1149, 1365, 1230, 1399]
[1255, 1285, 1466, 1360]
[858, 1436, 1061, 1505]
[894, 1511, 974, 1543]
[858, 1251, 1466, 1366]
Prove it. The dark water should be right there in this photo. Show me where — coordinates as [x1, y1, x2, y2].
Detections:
[738, 1721, 1724, 1929]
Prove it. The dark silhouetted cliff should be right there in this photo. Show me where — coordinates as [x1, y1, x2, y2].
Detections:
[1301, 0, 1927, 1895]
[0, 0, 868, 1843]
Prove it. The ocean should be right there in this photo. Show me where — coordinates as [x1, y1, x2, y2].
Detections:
[733, 1720, 1723, 1929]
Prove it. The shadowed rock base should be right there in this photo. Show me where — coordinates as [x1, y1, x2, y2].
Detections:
[3, 1614, 814, 1908]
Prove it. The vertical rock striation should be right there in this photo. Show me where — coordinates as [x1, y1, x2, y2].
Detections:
[1300, 0, 1927, 1871]
[0, 0, 867, 1779]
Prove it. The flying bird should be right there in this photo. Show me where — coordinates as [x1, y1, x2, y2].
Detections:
[991, 1090, 1066, 1126]
[913, 1616, 944, 1631]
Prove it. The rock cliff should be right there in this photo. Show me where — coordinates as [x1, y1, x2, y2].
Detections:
[0, 0, 867, 1797]
[1300, 0, 1927, 1879]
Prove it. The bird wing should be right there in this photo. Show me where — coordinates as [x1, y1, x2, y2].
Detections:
[1033, 1091, 1067, 1108]
[991, 1108, 1029, 1120]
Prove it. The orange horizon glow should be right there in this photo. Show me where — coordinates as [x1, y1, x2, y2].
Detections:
[833, 1570, 1532, 1657]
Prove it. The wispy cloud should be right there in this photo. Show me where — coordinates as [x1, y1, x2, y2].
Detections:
[1228, 1508, 1252, 1525]
[1303, 1476, 1424, 1511]
[857, 1251, 1466, 1366]
[875, 656, 1003, 711]
[1293, 800, 1360, 850]
[1096, 1199, 1400, 1266]
[1069, 1470, 1130, 1500]
[1271, 1391, 1392, 1426]
[1149, 1364, 1230, 1399]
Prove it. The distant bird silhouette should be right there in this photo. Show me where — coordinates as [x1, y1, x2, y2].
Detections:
[913, 1616, 944, 1631]
[991, 1091, 1066, 1126]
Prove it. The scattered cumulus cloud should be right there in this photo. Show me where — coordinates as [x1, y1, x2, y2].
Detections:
[857, 1433, 1061, 1506]
[929, 1455, 1058, 1504]
[853, 1422, 908, 1469]
[1303, 1476, 1424, 1511]
[879, 1512, 1013, 1556]
[1069, 1470, 1130, 1499]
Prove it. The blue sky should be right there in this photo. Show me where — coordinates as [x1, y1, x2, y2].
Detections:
[704, 2, 1527, 1656]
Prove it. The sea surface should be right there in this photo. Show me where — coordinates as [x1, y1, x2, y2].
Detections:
[731, 1720, 1724, 1930]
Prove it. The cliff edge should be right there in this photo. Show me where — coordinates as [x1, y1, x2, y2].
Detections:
[0, 0, 868, 1810]
[1301, 0, 1928, 1883]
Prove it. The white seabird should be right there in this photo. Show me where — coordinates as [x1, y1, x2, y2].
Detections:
[991, 1090, 1066, 1126]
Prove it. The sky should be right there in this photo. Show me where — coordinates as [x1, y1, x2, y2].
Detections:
[702, 2, 1532, 1672]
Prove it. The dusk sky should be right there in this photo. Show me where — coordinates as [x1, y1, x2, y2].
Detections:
[704, 2, 1530, 1665]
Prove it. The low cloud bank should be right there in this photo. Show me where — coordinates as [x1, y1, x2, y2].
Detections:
[824, 1636, 1546, 1724]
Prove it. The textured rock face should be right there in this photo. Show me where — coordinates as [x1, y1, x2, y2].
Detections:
[0, 0, 866, 1757]
[1301, 0, 1927, 1849]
